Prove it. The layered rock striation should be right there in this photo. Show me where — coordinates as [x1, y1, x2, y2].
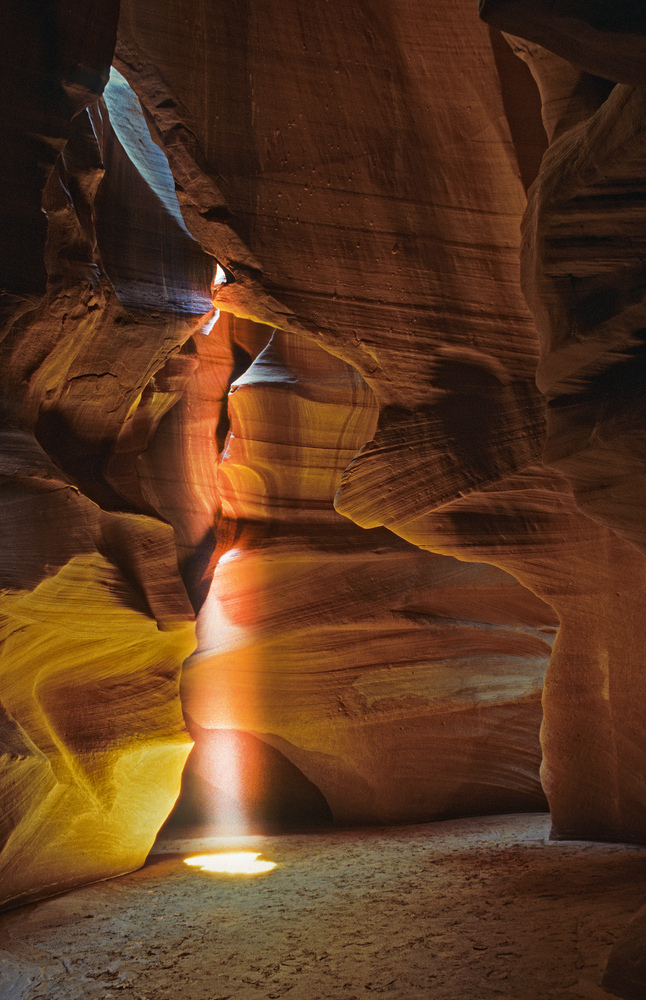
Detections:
[477, 3, 646, 990]
[0, 15, 208, 907]
[2, 20, 646, 994]
[115, 0, 646, 851]
[179, 330, 556, 828]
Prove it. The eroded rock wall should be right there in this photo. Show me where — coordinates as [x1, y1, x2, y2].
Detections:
[478, 4, 646, 991]
[179, 330, 555, 828]
[2, 6, 646, 962]
[115, 0, 646, 850]
[0, 14, 209, 908]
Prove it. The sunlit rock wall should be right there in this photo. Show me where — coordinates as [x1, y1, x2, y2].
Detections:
[0, 8, 205, 908]
[115, 0, 646, 850]
[179, 330, 556, 828]
[3, 3, 646, 959]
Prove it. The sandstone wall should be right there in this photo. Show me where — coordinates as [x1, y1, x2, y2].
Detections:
[178, 329, 555, 829]
[114, 0, 646, 849]
[2, 21, 646, 996]
[0, 5, 200, 907]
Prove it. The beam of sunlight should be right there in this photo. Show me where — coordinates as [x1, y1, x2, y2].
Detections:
[195, 308, 220, 335]
[205, 726, 248, 835]
[182, 547, 266, 837]
[184, 852, 277, 875]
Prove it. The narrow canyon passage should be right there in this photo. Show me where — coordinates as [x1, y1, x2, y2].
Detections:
[2, 814, 646, 1000]
[4, 2, 646, 998]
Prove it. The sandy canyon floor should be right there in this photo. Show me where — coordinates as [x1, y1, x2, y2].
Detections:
[1, 814, 646, 1000]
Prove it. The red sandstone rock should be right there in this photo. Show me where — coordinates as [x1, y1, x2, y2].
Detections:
[340, 461, 646, 843]
[118, 0, 646, 856]
[0, 433, 195, 909]
[116, 2, 562, 833]
[0, 14, 204, 907]
[499, 33, 613, 143]
[485, 10, 646, 983]
[480, 0, 646, 86]
[603, 902, 646, 1000]
[521, 82, 646, 559]
[2, 9, 646, 967]
[178, 330, 556, 827]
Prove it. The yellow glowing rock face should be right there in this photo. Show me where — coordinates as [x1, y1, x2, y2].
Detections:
[184, 852, 277, 875]
[0, 551, 196, 910]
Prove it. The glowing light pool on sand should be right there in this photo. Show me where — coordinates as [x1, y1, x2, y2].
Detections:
[184, 852, 277, 875]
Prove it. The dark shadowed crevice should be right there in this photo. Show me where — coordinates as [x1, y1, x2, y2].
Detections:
[165, 722, 334, 834]
[488, 27, 548, 193]
[215, 341, 252, 454]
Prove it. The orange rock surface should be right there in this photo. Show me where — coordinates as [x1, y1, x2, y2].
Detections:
[114, 0, 646, 852]
[2, 19, 646, 1000]
[179, 331, 555, 828]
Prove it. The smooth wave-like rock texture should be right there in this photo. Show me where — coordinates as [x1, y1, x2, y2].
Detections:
[3, 15, 646, 1000]
[340, 463, 646, 842]
[477, 3, 646, 991]
[524, 82, 646, 555]
[115, 0, 646, 848]
[480, 0, 646, 86]
[473, 5, 646, 852]
[179, 331, 556, 827]
[0, 554, 193, 911]
[113, 6, 646, 987]
[0, 8, 206, 907]
[0, 433, 195, 909]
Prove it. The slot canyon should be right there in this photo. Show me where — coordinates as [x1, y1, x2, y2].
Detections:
[1, 1, 646, 997]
